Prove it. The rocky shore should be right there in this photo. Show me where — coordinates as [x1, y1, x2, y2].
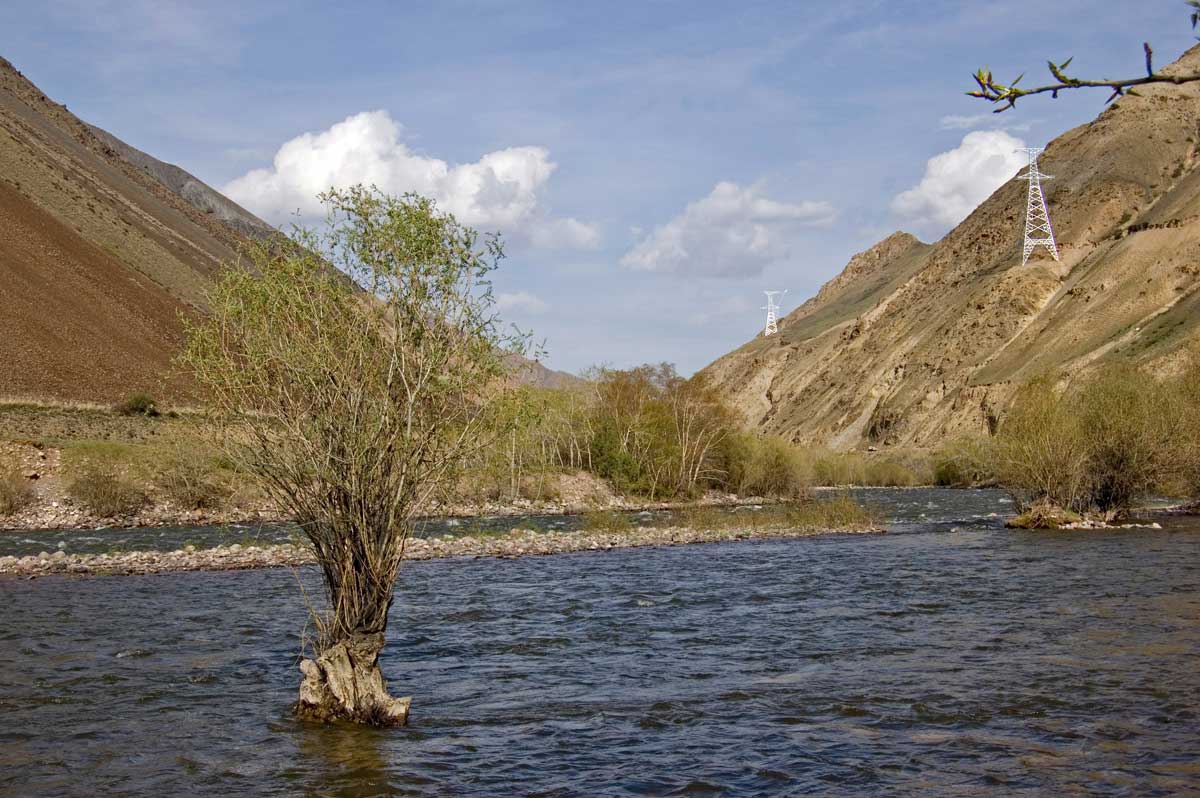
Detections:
[0, 523, 882, 578]
[0, 463, 770, 533]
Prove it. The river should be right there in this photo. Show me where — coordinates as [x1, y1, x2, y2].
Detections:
[1, 488, 1197, 796]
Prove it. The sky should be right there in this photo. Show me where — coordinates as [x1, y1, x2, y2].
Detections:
[3, 1, 1197, 375]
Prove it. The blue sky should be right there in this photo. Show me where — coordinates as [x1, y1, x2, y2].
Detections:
[4, 1, 1196, 374]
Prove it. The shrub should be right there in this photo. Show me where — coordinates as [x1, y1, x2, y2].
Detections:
[517, 474, 561, 502]
[813, 451, 866, 486]
[664, 496, 877, 532]
[989, 376, 1089, 512]
[0, 467, 34, 516]
[114, 393, 160, 417]
[1167, 356, 1200, 499]
[68, 466, 146, 518]
[156, 449, 229, 510]
[784, 494, 878, 530]
[989, 366, 1182, 516]
[581, 509, 633, 533]
[862, 459, 920, 487]
[675, 506, 728, 530]
[1073, 364, 1177, 515]
[1007, 498, 1082, 530]
[933, 437, 994, 487]
[720, 432, 812, 498]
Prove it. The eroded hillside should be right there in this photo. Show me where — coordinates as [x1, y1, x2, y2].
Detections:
[702, 46, 1200, 450]
[0, 56, 273, 402]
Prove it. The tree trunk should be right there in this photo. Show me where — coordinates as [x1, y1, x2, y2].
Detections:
[296, 632, 411, 726]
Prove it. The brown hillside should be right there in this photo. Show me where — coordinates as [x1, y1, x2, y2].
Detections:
[0, 55, 272, 403]
[702, 45, 1200, 450]
[0, 55, 580, 402]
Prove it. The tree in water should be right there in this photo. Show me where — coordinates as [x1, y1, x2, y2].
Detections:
[182, 187, 526, 725]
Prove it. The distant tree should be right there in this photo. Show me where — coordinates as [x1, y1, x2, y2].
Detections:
[182, 187, 526, 726]
[969, 2, 1200, 111]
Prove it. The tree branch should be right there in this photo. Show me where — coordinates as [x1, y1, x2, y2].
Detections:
[969, 54, 1200, 112]
[970, 4, 1200, 111]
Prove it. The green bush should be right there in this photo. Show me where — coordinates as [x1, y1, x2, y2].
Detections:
[665, 496, 877, 532]
[990, 366, 1184, 516]
[989, 377, 1089, 512]
[68, 466, 146, 518]
[114, 393, 160, 417]
[580, 509, 633, 533]
[863, 459, 920, 487]
[933, 437, 994, 487]
[1167, 357, 1200, 499]
[783, 494, 878, 530]
[720, 432, 812, 498]
[0, 467, 34, 516]
[1074, 364, 1177, 514]
[156, 449, 229, 510]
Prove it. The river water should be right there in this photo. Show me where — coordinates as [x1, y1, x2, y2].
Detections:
[1, 488, 1198, 796]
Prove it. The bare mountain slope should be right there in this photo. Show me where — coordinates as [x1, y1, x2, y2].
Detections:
[0, 55, 275, 402]
[0, 56, 579, 402]
[702, 45, 1200, 450]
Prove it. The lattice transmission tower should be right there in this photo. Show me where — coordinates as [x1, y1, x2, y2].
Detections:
[1016, 147, 1060, 265]
[762, 290, 786, 337]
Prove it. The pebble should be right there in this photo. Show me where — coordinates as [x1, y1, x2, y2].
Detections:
[0, 523, 881, 578]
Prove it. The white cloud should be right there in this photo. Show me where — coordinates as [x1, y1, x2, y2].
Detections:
[223, 110, 599, 249]
[495, 291, 549, 315]
[529, 217, 601, 250]
[891, 130, 1027, 230]
[939, 113, 993, 130]
[939, 113, 1033, 134]
[620, 181, 834, 278]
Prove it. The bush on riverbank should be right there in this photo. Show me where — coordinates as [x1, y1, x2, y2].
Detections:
[155, 446, 230, 510]
[718, 432, 812, 498]
[932, 437, 994, 487]
[990, 362, 1196, 518]
[812, 450, 926, 487]
[673, 495, 878, 532]
[0, 465, 34, 515]
[67, 465, 146, 517]
[581, 509, 634, 532]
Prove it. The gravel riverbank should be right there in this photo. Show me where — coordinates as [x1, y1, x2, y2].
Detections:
[0, 523, 882, 578]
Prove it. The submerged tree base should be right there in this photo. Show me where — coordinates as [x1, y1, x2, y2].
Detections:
[296, 632, 411, 727]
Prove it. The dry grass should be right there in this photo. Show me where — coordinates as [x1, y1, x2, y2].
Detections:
[155, 446, 230, 509]
[0, 466, 34, 515]
[66, 465, 146, 518]
[812, 450, 927, 487]
[1007, 499, 1083, 530]
[933, 437, 995, 487]
[673, 495, 877, 532]
[581, 509, 633, 532]
[113, 393, 160, 417]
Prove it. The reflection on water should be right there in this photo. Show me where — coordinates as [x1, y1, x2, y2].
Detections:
[1, 489, 1198, 796]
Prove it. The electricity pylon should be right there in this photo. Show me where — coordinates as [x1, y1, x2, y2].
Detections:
[762, 290, 786, 336]
[1016, 147, 1060, 265]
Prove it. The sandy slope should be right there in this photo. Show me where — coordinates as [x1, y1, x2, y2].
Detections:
[702, 45, 1200, 450]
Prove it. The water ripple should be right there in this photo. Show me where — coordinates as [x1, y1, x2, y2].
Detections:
[0, 489, 1197, 796]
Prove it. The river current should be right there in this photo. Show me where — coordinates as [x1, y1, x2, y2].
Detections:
[1, 488, 1198, 796]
